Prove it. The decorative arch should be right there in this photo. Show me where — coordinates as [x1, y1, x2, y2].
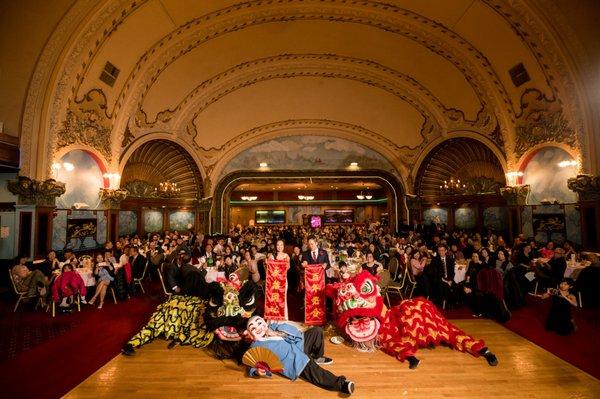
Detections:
[118, 132, 206, 180]
[414, 137, 506, 198]
[212, 169, 406, 234]
[203, 119, 415, 196]
[515, 142, 581, 182]
[120, 139, 204, 199]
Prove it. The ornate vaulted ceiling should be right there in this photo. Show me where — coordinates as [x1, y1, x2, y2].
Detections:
[4, 0, 599, 195]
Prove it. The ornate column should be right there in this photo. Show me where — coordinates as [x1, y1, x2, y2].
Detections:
[99, 188, 128, 244]
[405, 195, 423, 224]
[500, 185, 530, 243]
[7, 176, 66, 258]
[196, 198, 213, 234]
[568, 175, 600, 249]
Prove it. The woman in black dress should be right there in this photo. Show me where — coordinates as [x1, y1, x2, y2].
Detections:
[541, 278, 578, 335]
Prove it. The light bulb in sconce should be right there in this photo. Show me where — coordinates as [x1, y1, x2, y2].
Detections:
[103, 172, 121, 189]
[505, 171, 524, 186]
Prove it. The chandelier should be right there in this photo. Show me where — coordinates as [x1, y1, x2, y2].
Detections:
[155, 181, 180, 197]
[439, 177, 467, 195]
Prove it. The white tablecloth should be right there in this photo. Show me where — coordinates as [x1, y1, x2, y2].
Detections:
[564, 261, 590, 279]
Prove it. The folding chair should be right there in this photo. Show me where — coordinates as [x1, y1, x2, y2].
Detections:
[50, 294, 81, 317]
[158, 265, 172, 299]
[8, 269, 36, 312]
[134, 261, 149, 294]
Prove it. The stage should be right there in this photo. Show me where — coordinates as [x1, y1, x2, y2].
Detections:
[65, 319, 600, 398]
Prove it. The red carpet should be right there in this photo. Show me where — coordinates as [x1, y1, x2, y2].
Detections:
[0, 284, 163, 399]
[0, 287, 598, 399]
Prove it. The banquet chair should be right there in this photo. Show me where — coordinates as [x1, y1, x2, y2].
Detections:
[157, 264, 172, 299]
[384, 267, 406, 306]
[8, 269, 36, 312]
[134, 261, 149, 294]
[50, 293, 81, 317]
[387, 257, 400, 281]
[400, 264, 417, 300]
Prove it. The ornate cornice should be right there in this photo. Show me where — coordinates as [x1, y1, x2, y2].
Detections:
[500, 185, 530, 206]
[7, 176, 66, 206]
[99, 188, 129, 209]
[568, 174, 600, 202]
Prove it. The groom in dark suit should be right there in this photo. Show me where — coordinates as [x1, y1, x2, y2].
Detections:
[301, 235, 331, 270]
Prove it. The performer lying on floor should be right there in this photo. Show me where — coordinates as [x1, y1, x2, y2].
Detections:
[245, 316, 355, 395]
[326, 270, 498, 369]
[121, 274, 258, 357]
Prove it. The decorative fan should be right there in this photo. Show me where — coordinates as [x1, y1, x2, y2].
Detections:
[242, 347, 284, 372]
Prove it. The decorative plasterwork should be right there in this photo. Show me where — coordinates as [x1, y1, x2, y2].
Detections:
[514, 89, 577, 159]
[56, 89, 112, 161]
[483, 0, 586, 157]
[99, 188, 128, 209]
[121, 179, 159, 199]
[111, 0, 514, 151]
[131, 54, 496, 141]
[7, 176, 66, 206]
[500, 185, 531, 206]
[568, 174, 600, 202]
[21, 0, 146, 178]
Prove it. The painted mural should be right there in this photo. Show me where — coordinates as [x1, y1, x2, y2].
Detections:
[423, 208, 448, 226]
[532, 205, 566, 244]
[169, 211, 195, 231]
[144, 210, 163, 232]
[119, 211, 138, 236]
[52, 210, 68, 251]
[221, 136, 396, 179]
[483, 207, 508, 231]
[455, 207, 476, 230]
[55, 150, 104, 209]
[564, 204, 582, 245]
[522, 146, 578, 205]
[52, 210, 106, 251]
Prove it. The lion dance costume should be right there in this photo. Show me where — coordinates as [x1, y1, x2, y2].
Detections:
[123, 273, 258, 359]
[326, 270, 496, 367]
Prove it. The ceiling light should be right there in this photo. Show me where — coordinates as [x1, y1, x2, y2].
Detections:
[259, 162, 268, 168]
[350, 162, 358, 167]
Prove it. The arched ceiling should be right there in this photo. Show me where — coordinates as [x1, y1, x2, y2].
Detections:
[416, 138, 505, 198]
[120, 139, 203, 199]
[7, 0, 599, 189]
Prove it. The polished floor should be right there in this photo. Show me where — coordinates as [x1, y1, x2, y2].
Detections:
[65, 319, 600, 399]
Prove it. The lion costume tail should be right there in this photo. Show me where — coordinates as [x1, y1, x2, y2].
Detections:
[378, 297, 486, 361]
[127, 295, 214, 349]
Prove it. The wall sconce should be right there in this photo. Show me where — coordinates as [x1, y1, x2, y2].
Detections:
[51, 162, 75, 179]
[298, 195, 314, 200]
[102, 172, 121, 189]
[505, 171, 524, 186]
[241, 196, 258, 201]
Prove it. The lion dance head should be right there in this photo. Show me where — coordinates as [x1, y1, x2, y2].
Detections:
[327, 270, 385, 352]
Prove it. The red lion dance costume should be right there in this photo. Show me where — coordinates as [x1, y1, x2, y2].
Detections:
[325, 270, 497, 368]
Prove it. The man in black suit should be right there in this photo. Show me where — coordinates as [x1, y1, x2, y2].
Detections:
[301, 236, 331, 270]
[129, 246, 147, 280]
[427, 245, 456, 307]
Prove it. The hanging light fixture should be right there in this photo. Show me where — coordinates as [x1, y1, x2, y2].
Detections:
[241, 195, 258, 201]
[439, 177, 467, 195]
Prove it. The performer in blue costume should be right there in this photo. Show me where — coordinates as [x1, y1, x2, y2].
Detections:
[246, 316, 355, 395]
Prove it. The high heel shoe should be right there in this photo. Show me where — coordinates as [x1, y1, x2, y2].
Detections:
[97, 303, 103, 309]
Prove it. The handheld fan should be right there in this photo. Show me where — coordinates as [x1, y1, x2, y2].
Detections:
[242, 347, 284, 373]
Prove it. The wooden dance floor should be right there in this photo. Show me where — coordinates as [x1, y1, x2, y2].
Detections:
[65, 320, 600, 398]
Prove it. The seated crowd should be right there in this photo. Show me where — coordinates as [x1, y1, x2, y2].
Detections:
[10, 222, 600, 335]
